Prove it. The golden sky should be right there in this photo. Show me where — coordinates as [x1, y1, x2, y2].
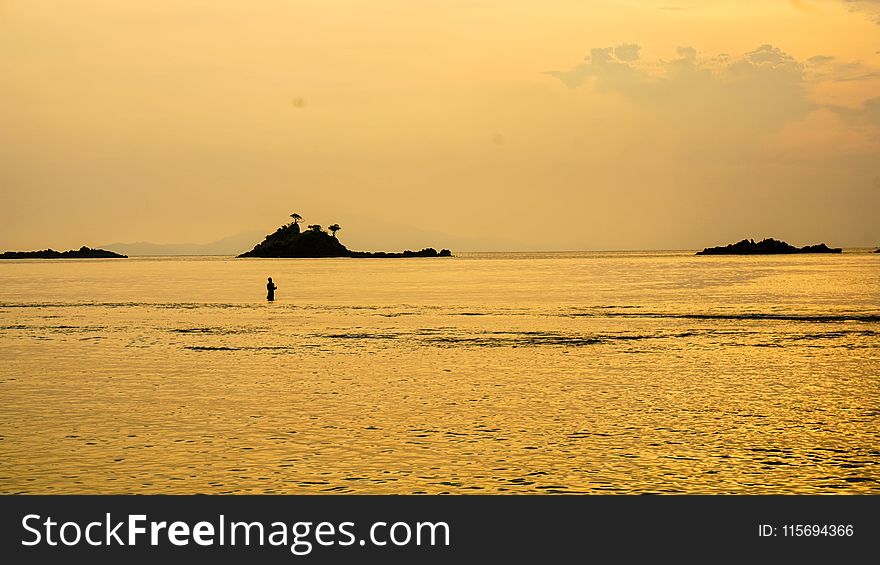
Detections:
[1, 0, 879, 251]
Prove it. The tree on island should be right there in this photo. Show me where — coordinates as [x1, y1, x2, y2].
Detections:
[328, 224, 341, 237]
[307, 224, 323, 232]
[290, 213, 303, 225]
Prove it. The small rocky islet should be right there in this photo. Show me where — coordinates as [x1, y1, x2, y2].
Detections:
[238, 215, 451, 258]
[696, 238, 842, 255]
[0, 246, 127, 259]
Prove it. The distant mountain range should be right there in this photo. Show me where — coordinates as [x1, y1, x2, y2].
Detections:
[100, 230, 264, 256]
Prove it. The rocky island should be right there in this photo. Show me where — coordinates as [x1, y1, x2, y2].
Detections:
[0, 246, 128, 259]
[238, 214, 452, 258]
[696, 238, 842, 255]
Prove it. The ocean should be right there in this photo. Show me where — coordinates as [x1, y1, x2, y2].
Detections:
[1, 251, 877, 493]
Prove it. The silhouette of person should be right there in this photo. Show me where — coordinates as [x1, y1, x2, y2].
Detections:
[267, 277, 277, 301]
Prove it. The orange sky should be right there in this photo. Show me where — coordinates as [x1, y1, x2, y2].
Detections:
[1, 0, 878, 250]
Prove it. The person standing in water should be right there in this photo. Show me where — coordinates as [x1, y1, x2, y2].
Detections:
[266, 277, 277, 301]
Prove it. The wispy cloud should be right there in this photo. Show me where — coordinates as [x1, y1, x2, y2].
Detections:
[804, 53, 880, 83]
[790, 0, 880, 23]
[827, 96, 880, 124]
[546, 44, 813, 135]
[839, 0, 880, 23]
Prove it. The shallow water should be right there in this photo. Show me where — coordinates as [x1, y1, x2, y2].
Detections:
[0, 251, 878, 493]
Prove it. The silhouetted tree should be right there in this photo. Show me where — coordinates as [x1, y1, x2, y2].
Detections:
[307, 224, 323, 232]
[290, 213, 303, 225]
[328, 224, 341, 237]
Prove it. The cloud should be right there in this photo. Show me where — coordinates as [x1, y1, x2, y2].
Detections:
[547, 47, 634, 89]
[828, 96, 880, 125]
[676, 46, 697, 60]
[739, 44, 797, 66]
[787, 1, 880, 23]
[804, 54, 880, 83]
[807, 55, 835, 65]
[614, 43, 642, 62]
[839, 0, 880, 23]
[547, 43, 814, 135]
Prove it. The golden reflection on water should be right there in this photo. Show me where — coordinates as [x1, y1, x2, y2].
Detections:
[0, 252, 878, 493]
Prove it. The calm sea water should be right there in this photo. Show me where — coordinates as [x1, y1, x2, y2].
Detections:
[0, 251, 877, 494]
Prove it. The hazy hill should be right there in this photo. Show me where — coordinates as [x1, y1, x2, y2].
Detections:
[100, 230, 264, 256]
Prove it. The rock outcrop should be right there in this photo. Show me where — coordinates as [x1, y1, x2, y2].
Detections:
[0, 246, 128, 259]
[238, 223, 350, 258]
[237, 219, 452, 258]
[349, 248, 452, 258]
[696, 238, 842, 255]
